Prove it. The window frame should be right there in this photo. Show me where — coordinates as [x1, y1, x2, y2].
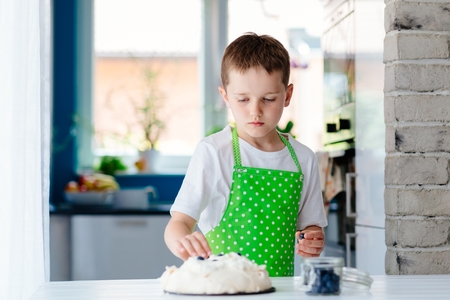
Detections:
[75, 0, 228, 173]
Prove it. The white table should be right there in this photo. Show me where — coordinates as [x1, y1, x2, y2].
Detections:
[30, 275, 450, 299]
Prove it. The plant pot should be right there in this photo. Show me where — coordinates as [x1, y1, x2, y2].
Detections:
[139, 149, 160, 173]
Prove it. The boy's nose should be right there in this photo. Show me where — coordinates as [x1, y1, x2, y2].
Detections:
[250, 104, 262, 118]
[250, 111, 262, 118]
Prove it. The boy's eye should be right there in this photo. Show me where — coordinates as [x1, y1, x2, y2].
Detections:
[237, 99, 248, 102]
[263, 98, 275, 102]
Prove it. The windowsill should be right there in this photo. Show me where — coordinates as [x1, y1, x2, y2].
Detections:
[114, 170, 186, 177]
[88, 154, 191, 176]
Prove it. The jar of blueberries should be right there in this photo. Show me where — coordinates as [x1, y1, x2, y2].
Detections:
[299, 257, 344, 295]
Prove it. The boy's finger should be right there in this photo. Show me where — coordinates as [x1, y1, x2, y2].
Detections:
[180, 237, 198, 256]
[296, 246, 321, 257]
[174, 241, 190, 260]
[295, 231, 304, 240]
[197, 238, 212, 257]
[300, 239, 324, 248]
[302, 231, 324, 240]
[191, 232, 212, 257]
[296, 243, 322, 255]
[186, 235, 211, 257]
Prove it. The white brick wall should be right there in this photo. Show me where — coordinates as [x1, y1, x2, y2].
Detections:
[384, 0, 450, 274]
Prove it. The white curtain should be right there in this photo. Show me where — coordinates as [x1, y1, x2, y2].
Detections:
[0, 0, 51, 299]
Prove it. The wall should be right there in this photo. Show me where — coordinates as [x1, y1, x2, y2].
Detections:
[384, 0, 450, 274]
[51, 0, 78, 204]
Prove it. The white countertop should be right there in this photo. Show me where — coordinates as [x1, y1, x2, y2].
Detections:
[30, 275, 450, 299]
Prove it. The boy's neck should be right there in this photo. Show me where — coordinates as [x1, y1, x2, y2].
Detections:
[235, 127, 286, 152]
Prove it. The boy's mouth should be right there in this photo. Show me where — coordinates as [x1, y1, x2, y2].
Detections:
[249, 121, 264, 126]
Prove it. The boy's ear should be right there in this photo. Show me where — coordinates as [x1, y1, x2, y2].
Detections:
[218, 86, 230, 107]
[284, 84, 294, 107]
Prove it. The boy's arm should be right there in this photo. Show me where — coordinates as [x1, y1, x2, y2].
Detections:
[164, 211, 212, 261]
[295, 225, 324, 257]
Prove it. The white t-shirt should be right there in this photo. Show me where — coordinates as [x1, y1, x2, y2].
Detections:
[171, 126, 328, 234]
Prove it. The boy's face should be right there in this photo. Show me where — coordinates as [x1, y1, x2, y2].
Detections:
[219, 66, 293, 144]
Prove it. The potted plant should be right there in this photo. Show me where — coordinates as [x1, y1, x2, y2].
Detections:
[136, 67, 166, 151]
[133, 67, 166, 173]
[102, 64, 167, 173]
[97, 156, 127, 176]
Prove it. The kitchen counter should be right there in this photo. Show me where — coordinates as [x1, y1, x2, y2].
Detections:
[51, 173, 184, 215]
[50, 203, 172, 215]
[30, 275, 450, 299]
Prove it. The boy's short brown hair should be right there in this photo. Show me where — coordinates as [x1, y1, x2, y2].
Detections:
[220, 32, 291, 89]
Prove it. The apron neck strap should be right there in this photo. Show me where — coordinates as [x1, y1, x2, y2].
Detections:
[231, 126, 302, 173]
[278, 132, 302, 173]
[232, 126, 242, 167]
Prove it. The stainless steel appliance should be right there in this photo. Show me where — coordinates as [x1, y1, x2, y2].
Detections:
[321, 0, 386, 275]
[322, 0, 355, 153]
[321, 0, 356, 268]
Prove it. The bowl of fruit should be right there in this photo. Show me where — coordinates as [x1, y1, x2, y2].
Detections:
[64, 173, 120, 205]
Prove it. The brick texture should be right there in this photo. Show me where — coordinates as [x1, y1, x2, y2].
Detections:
[385, 63, 450, 93]
[384, 32, 450, 62]
[385, 1, 450, 32]
[386, 218, 450, 247]
[385, 188, 450, 216]
[386, 250, 450, 274]
[384, 0, 450, 275]
[394, 126, 450, 152]
[385, 94, 450, 123]
[385, 155, 448, 185]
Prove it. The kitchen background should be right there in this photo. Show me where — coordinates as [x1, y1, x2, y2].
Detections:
[50, 0, 386, 281]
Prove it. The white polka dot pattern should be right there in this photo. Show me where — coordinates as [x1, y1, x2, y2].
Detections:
[205, 127, 304, 277]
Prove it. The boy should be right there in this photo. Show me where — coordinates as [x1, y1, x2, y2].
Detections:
[165, 32, 327, 276]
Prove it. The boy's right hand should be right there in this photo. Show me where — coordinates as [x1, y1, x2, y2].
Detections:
[164, 212, 212, 261]
[175, 231, 212, 261]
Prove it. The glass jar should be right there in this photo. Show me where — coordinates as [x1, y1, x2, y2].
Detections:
[299, 257, 344, 295]
[341, 267, 373, 291]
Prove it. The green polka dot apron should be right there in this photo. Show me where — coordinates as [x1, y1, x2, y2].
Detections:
[205, 126, 304, 276]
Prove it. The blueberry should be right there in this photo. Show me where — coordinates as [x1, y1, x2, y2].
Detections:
[307, 268, 340, 295]
[197, 256, 204, 260]
[299, 233, 305, 240]
[218, 253, 224, 256]
[236, 252, 242, 256]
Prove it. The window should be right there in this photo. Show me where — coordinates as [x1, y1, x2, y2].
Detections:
[76, 0, 324, 174]
[91, 0, 202, 172]
[227, 0, 325, 151]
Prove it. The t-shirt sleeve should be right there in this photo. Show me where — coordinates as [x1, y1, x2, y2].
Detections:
[297, 149, 328, 230]
[170, 141, 216, 222]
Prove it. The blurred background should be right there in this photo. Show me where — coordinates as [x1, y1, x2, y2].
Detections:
[51, 0, 386, 282]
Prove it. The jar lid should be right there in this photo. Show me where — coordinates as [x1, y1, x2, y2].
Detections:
[302, 257, 344, 268]
[341, 267, 373, 290]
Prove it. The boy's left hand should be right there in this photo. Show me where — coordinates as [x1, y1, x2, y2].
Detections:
[295, 227, 324, 257]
